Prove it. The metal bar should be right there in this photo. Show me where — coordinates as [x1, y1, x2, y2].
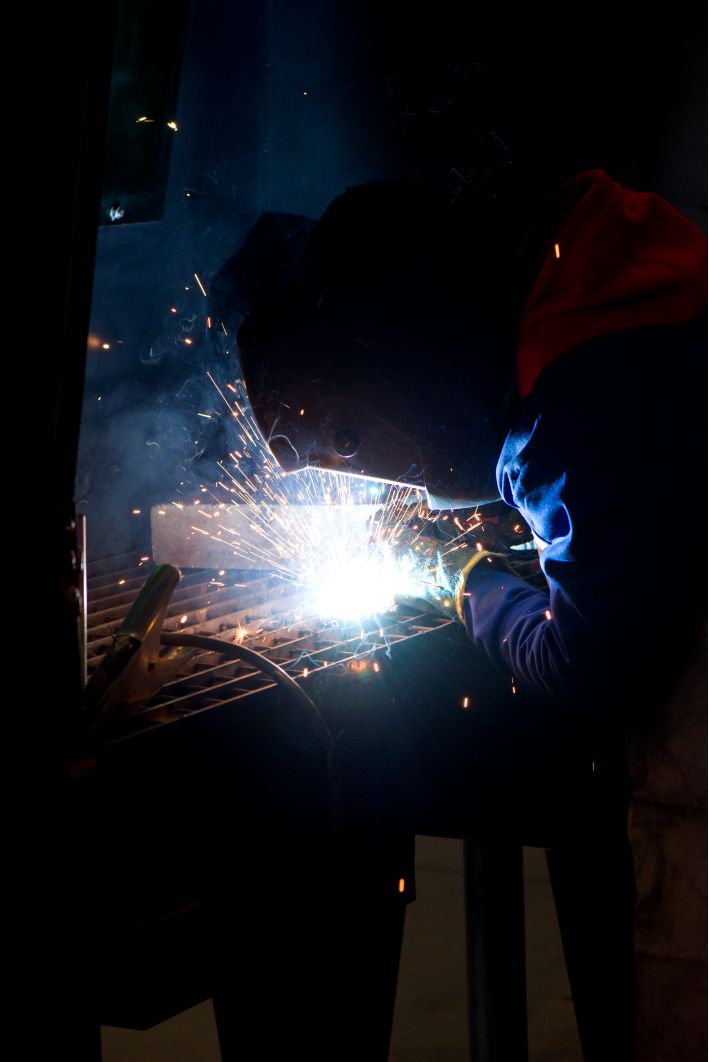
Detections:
[464, 840, 528, 1062]
[78, 512, 88, 689]
[87, 551, 148, 578]
[150, 501, 381, 570]
[87, 577, 262, 625]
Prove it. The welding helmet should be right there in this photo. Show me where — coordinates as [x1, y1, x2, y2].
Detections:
[237, 181, 522, 508]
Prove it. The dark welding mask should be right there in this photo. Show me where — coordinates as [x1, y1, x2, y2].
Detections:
[237, 181, 518, 508]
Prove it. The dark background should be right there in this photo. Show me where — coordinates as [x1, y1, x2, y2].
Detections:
[12, 3, 705, 1054]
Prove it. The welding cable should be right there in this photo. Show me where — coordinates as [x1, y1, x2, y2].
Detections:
[160, 632, 333, 750]
[162, 631, 344, 883]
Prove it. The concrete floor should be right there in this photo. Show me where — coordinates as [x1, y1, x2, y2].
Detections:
[102, 840, 582, 1061]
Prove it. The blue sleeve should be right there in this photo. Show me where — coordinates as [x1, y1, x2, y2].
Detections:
[461, 321, 706, 710]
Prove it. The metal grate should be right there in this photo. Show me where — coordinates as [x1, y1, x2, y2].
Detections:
[87, 551, 454, 736]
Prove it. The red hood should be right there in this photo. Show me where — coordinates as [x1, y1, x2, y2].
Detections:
[517, 170, 707, 398]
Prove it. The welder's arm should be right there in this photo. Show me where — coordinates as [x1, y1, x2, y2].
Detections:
[457, 412, 636, 710]
[456, 329, 699, 710]
[460, 560, 584, 703]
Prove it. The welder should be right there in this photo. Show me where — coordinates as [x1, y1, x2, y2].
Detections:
[236, 170, 707, 1061]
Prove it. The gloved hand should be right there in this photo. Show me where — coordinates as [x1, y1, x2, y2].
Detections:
[392, 532, 509, 621]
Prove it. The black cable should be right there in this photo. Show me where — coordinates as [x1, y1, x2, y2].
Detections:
[162, 631, 344, 884]
[160, 631, 333, 750]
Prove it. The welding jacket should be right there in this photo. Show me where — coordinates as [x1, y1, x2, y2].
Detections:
[461, 171, 707, 1061]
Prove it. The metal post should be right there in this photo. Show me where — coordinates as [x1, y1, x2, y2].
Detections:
[464, 839, 528, 1062]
